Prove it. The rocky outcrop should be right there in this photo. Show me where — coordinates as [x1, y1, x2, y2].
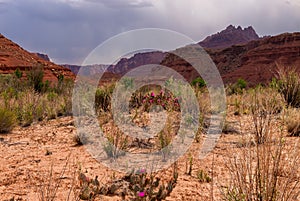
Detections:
[199, 25, 260, 49]
[33, 53, 50, 62]
[0, 33, 74, 82]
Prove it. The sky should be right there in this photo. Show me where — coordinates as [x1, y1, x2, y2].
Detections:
[0, 0, 300, 64]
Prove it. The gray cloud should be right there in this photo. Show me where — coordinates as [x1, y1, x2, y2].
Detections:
[87, 0, 153, 8]
[0, 0, 299, 64]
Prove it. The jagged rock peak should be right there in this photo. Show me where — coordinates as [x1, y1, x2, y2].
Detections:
[199, 25, 260, 49]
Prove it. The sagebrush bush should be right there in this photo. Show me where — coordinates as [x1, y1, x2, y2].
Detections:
[0, 107, 16, 133]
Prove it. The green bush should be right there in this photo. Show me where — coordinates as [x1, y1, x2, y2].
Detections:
[15, 68, 23, 79]
[191, 77, 206, 88]
[227, 78, 247, 95]
[0, 108, 16, 133]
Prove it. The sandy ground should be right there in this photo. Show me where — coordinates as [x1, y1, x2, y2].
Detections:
[0, 113, 299, 201]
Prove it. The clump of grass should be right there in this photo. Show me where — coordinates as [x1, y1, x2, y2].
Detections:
[186, 153, 193, 175]
[195, 89, 211, 142]
[286, 108, 300, 136]
[0, 107, 16, 133]
[197, 169, 211, 183]
[103, 129, 128, 159]
[157, 123, 173, 162]
[276, 65, 300, 108]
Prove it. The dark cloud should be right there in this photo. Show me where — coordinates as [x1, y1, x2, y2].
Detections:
[0, 0, 299, 64]
[87, 0, 153, 8]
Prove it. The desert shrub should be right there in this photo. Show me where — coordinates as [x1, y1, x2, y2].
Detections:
[122, 77, 134, 89]
[276, 66, 300, 108]
[250, 87, 283, 144]
[285, 108, 300, 136]
[0, 107, 16, 133]
[15, 68, 23, 79]
[226, 78, 247, 95]
[27, 64, 46, 93]
[191, 77, 206, 88]
[95, 84, 114, 112]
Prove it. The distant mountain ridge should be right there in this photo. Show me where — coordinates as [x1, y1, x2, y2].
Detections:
[161, 32, 300, 85]
[63, 25, 261, 77]
[61, 25, 300, 86]
[2, 25, 299, 87]
[199, 25, 260, 49]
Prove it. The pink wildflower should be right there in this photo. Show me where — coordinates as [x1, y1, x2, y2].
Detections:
[139, 168, 146, 173]
[151, 92, 155, 97]
[138, 191, 145, 197]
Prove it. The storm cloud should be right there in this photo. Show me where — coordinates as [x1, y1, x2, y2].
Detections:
[0, 0, 299, 64]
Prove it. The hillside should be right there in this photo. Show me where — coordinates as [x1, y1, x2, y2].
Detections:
[0, 34, 74, 82]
